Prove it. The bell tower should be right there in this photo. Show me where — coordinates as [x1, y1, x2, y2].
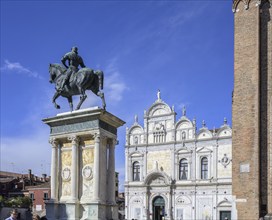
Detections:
[232, 0, 272, 219]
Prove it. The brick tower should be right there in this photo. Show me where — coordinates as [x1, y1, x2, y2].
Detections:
[232, 0, 272, 219]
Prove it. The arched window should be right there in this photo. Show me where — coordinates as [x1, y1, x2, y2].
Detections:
[179, 159, 188, 180]
[182, 131, 186, 140]
[134, 136, 138, 145]
[133, 161, 140, 181]
[201, 157, 208, 179]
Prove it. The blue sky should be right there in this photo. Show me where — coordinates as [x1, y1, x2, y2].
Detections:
[1, 1, 233, 191]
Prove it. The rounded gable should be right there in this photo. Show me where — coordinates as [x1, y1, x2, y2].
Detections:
[175, 117, 193, 130]
[197, 129, 213, 140]
[128, 124, 144, 135]
[144, 171, 171, 185]
[147, 101, 172, 117]
[217, 126, 232, 137]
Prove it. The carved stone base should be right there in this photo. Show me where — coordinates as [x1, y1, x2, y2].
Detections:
[81, 202, 118, 220]
[65, 202, 80, 220]
[45, 201, 80, 220]
[44, 200, 58, 220]
[44, 108, 125, 220]
[265, 213, 272, 220]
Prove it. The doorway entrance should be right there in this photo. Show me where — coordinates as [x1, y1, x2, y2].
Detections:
[152, 196, 165, 220]
[220, 211, 231, 220]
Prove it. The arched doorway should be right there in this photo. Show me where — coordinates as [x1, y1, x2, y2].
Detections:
[152, 196, 165, 220]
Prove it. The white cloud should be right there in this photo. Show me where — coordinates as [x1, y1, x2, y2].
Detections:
[165, 3, 208, 29]
[0, 129, 51, 176]
[0, 59, 42, 79]
[104, 58, 128, 103]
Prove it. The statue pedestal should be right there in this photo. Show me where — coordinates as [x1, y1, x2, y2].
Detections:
[43, 107, 125, 220]
[265, 214, 272, 220]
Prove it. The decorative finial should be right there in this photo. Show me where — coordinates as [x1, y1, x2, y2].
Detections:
[193, 117, 196, 126]
[202, 120, 206, 128]
[157, 89, 161, 101]
[154, 161, 159, 171]
[213, 126, 216, 136]
[172, 105, 175, 111]
[224, 117, 227, 125]
[134, 115, 138, 123]
[182, 106, 186, 116]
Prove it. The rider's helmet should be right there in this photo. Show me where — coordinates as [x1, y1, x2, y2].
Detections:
[71, 46, 78, 53]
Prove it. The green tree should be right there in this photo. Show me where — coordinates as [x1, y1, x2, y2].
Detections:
[3, 196, 32, 208]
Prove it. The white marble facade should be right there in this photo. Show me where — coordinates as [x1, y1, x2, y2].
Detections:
[125, 93, 234, 220]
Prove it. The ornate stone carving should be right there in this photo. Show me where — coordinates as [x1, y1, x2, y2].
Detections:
[232, 0, 262, 12]
[218, 154, 232, 168]
[68, 135, 80, 145]
[82, 148, 94, 165]
[62, 167, 71, 181]
[82, 165, 93, 180]
[62, 181, 71, 196]
[150, 176, 166, 185]
[232, 0, 249, 12]
[62, 151, 72, 166]
[49, 137, 58, 148]
[107, 138, 118, 146]
[94, 133, 100, 143]
[51, 120, 99, 135]
[90, 208, 97, 217]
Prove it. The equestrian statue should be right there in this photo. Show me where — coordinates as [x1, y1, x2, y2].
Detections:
[49, 47, 106, 111]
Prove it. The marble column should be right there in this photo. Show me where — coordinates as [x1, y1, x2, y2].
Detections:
[93, 133, 100, 201]
[108, 139, 117, 204]
[125, 150, 129, 182]
[68, 135, 80, 202]
[49, 137, 58, 200]
[213, 142, 218, 180]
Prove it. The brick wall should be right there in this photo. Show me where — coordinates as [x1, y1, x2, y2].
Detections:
[232, 0, 260, 219]
[233, 0, 272, 218]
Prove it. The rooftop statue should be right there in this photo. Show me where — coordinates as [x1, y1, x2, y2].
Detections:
[49, 47, 106, 111]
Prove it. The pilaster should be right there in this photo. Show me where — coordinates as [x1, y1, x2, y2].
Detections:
[49, 137, 59, 201]
[108, 138, 117, 204]
[68, 135, 80, 202]
[93, 132, 101, 202]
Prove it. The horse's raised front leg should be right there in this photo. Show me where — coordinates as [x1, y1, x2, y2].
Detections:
[67, 96, 73, 112]
[52, 92, 61, 109]
[97, 91, 106, 110]
[76, 88, 87, 110]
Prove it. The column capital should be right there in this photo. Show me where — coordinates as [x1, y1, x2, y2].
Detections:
[49, 137, 59, 148]
[94, 133, 100, 143]
[107, 138, 118, 146]
[68, 135, 80, 145]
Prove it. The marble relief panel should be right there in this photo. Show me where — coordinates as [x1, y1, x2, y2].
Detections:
[82, 148, 94, 166]
[62, 181, 71, 197]
[147, 150, 171, 174]
[62, 151, 72, 166]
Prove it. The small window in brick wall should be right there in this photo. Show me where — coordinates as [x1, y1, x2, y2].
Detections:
[30, 193, 34, 200]
[43, 192, 49, 200]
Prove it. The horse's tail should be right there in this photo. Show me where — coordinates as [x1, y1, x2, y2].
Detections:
[97, 70, 104, 90]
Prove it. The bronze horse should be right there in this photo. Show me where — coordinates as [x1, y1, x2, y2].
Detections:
[49, 63, 106, 111]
